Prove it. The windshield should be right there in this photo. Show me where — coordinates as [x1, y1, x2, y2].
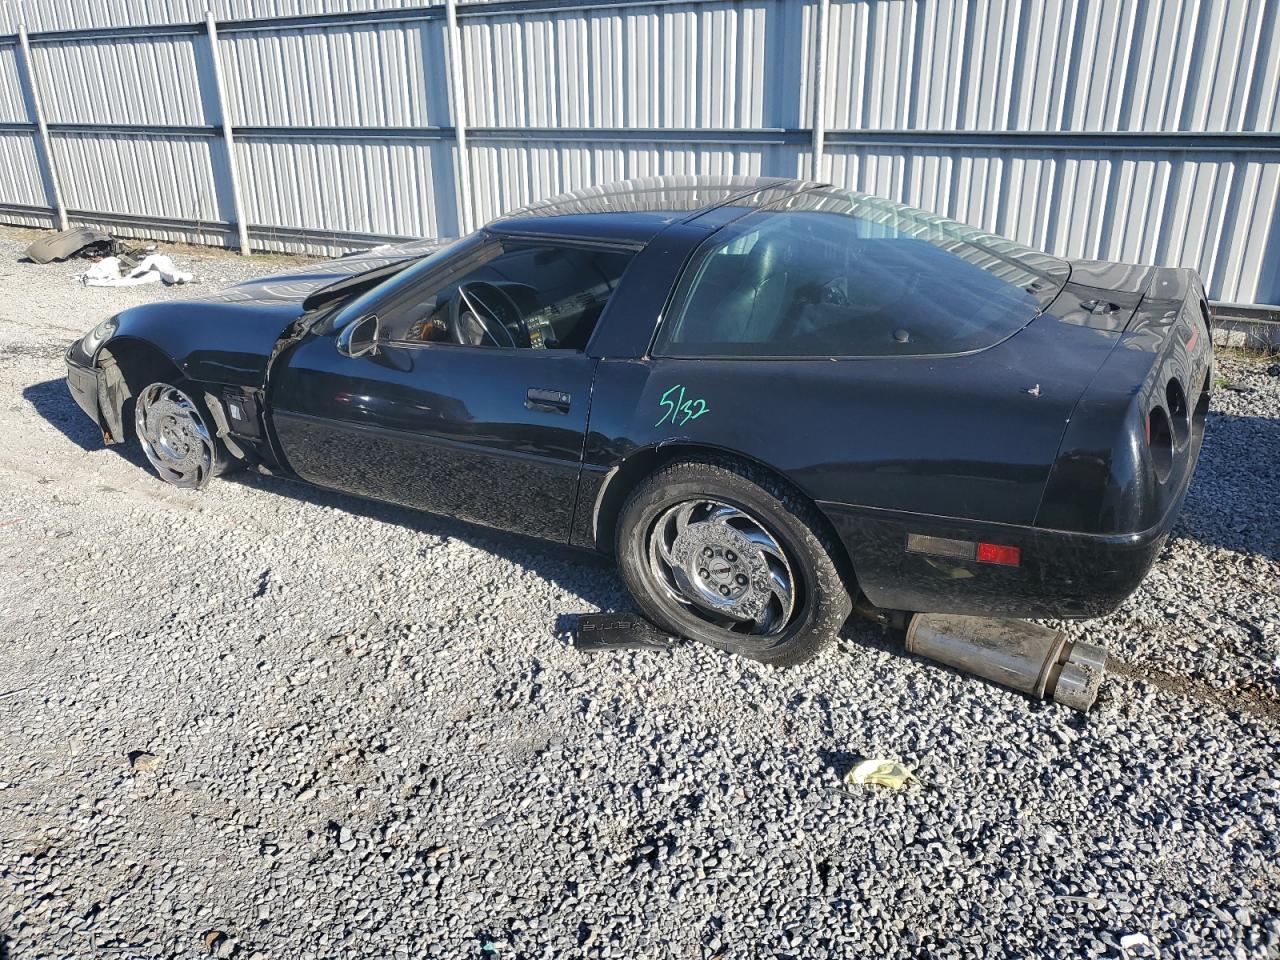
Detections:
[656, 186, 1070, 358]
[316, 235, 484, 334]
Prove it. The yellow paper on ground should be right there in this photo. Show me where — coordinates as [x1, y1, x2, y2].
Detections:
[844, 758, 914, 789]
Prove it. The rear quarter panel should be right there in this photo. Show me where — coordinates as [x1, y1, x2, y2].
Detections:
[1036, 268, 1213, 534]
[581, 311, 1121, 534]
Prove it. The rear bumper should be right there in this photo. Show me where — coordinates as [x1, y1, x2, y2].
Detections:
[65, 347, 103, 427]
[819, 500, 1183, 619]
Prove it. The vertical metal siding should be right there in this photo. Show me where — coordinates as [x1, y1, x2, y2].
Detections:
[0, 39, 27, 123]
[219, 21, 450, 128]
[0, 130, 45, 207]
[18, 0, 206, 32]
[236, 136, 457, 247]
[819, 0, 1280, 304]
[461, 2, 807, 129]
[0, 31, 47, 223]
[214, 0, 442, 19]
[31, 36, 207, 126]
[0, 0, 1276, 305]
[823, 0, 1280, 134]
[51, 131, 222, 220]
[821, 146, 1280, 305]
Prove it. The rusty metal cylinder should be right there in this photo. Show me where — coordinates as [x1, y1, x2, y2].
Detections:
[905, 613, 1108, 712]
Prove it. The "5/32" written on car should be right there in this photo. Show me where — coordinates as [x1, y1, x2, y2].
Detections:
[656, 384, 710, 427]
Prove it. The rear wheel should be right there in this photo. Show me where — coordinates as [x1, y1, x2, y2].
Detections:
[616, 458, 852, 667]
[133, 381, 227, 490]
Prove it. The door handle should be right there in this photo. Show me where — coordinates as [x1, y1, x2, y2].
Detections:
[526, 388, 571, 414]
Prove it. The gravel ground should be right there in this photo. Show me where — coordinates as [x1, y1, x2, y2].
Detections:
[0, 224, 1277, 960]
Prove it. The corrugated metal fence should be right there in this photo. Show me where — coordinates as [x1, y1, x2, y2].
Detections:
[0, 0, 1277, 306]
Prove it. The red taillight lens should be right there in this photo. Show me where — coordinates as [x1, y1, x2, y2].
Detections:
[976, 542, 1021, 566]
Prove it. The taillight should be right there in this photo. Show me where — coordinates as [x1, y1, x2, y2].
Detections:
[976, 542, 1022, 566]
[907, 534, 1022, 567]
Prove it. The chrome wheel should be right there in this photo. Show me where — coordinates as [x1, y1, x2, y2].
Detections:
[646, 499, 797, 635]
[134, 382, 216, 489]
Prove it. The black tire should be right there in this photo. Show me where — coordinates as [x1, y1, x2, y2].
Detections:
[615, 457, 852, 667]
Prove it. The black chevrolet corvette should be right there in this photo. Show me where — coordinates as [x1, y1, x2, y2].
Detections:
[65, 177, 1211, 665]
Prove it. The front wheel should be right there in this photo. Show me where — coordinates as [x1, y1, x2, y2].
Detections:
[615, 458, 852, 667]
[133, 381, 228, 490]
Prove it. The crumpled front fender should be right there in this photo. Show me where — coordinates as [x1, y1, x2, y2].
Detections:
[94, 350, 131, 443]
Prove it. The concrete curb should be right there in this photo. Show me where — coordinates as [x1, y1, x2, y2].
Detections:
[1211, 314, 1280, 352]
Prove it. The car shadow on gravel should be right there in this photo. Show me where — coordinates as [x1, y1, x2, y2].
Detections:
[23, 379, 101, 451]
[1176, 409, 1280, 561]
[22, 378, 149, 469]
[23, 376, 628, 610]
[224, 469, 631, 612]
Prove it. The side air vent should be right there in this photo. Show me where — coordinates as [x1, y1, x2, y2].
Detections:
[1147, 406, 1173, 483]
[1194, 369, 1211, 434]
[1165, 378, 1189, 448]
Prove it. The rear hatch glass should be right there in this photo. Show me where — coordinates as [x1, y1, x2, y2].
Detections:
[657, 186, 1070, 358]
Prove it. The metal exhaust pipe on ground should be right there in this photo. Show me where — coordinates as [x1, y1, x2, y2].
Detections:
[905, 613, 1108, 712]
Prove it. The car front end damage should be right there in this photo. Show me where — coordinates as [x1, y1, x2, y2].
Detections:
[65, 319, 134, 445]
[65, 345, 101, 425]
[61, 235, 461, 449]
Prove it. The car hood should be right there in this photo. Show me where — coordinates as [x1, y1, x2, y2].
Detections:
[102, 237, 456, 390]
[194, 236, 457, 307]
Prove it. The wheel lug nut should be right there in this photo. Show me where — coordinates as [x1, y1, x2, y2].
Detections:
[735, 574, 748, 585]
[718, 585, 730, 596]
[698, 568, 709, 579]
[725, 550, 736, 562]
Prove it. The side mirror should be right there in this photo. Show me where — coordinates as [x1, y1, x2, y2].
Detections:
[336, 313, 381, 358]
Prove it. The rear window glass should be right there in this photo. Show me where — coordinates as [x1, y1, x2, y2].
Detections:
[654, 187, 1070, 358]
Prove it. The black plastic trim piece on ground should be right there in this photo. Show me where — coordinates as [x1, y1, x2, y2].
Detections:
[570, 613, 674, 654]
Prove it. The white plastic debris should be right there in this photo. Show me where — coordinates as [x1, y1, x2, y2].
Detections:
[80, 254, 192, 287]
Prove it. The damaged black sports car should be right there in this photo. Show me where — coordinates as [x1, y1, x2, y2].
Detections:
[65, 177, 1212, 666]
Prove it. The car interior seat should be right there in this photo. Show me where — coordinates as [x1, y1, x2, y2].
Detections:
[700, 231, 793, 344]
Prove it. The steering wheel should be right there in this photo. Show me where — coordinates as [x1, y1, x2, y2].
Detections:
[450, 281, 528, 347]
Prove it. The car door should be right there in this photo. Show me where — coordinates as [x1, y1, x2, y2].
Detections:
[268, 237, 635, 542]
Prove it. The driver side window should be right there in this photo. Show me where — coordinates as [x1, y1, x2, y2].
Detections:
[379, 241, 633, 351]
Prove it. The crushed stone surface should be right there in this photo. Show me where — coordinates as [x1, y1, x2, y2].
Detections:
[0, 226, 1277, 959]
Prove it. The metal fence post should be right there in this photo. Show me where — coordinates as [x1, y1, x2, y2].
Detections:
[205, 9, 251, 254]
[809, 0, 830, 182]
[16, 21, 67, 230]
[444, 0, 475, 234]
